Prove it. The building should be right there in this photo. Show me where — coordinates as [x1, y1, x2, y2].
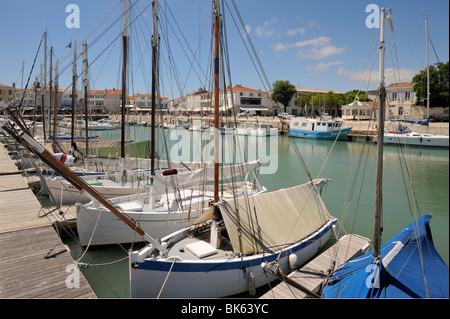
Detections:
[0, 84, 15, 105]
[224, 85, 274, 115]
[173, 85, 275, 115]
[134, 93, 169, 114]
[104, 89, 122, 113]
[368, 82, 421, 119]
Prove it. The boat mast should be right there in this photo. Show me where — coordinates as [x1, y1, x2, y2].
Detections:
[213, 0, 220, 205]
[40, 63, 46, 142]
[43, 31, 47, 142]
[425, 15, 430, 132]
[151, 0, 159, 177]
[71, 40, 77, 146]
[373, 7, 386, 260]
[53, 57, 59, 144]
[121, 0, 129, 160]
[82, 42, 89, 156]
[49, 47, 53, 142]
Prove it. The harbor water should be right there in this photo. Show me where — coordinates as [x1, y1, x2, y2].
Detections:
[61, 125, 449, 298]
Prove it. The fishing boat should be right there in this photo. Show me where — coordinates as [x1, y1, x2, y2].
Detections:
[373, 16, 449, 148]
[289, 116, 351, 140]
[321, 8, 449, 299]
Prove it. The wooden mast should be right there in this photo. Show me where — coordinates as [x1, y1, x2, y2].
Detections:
[53, 58, 59, 144]
[373, 7, 386, 260]
[49, 47, 53, 143]
[43, 31, 47, 142]
[151, 0, 158, 177]
[121, 0, 129, 160]
[213, 0, 220, 205]
[82, 42, 89, 156]
[71, 40, 77, 146]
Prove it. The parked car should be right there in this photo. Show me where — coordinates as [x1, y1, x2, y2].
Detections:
[238, 110, 256, 118]
[278, 112, 294, 119]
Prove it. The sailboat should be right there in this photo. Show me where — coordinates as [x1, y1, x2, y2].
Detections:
[373, 16, 449, 148]
[74, 0, 268, 247]
[127, 0, 337, 298]
[321, 8, 449, 299]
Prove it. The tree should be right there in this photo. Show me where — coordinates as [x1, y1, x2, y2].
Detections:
[412, 61, 449, 107]
[271, 80, 296, 113]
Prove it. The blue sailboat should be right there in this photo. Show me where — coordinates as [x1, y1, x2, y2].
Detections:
[322, 214, 448, 298]
[321, 8, 448, 299]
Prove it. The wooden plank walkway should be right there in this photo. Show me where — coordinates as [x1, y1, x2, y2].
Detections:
[260, 234, 371, 299]
[0, 142, 96, 299]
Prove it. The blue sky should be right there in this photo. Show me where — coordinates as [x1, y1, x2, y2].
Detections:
[0, 0, 448, 99]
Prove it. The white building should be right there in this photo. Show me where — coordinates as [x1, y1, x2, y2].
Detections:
[368, 82, 421, 119]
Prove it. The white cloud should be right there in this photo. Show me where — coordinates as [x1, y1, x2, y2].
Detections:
[254, 18, 278, 38]
[307, 61, 344, 73]
[337, 67, 420, 86]
[273, 36, 345, 59]
[286, 28, 305, 36]
[298, 45, 345, 60]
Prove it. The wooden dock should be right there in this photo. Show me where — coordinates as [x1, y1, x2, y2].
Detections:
[260, 234, 371, 299]
[0, 141, 96, 299]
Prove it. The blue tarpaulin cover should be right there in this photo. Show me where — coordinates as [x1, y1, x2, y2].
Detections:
[322, 214, 449, 298]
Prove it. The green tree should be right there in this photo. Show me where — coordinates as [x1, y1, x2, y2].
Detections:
[412, 61, 449, 107]
[271, 80, 296, 113]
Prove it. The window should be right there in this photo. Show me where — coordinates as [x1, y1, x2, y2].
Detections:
[405, 91, 411, 101]
[392, 92, 398, 101]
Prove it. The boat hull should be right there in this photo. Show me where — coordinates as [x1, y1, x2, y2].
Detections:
[129, 217, 337, 298]
[289, 127, 351, 140]
[76, 199, 202, 246]
[45, 176, 149, 205]
[374, 132, 449, 148]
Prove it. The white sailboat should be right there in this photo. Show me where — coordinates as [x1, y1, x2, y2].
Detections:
[77, 160, 265, 246]
[128, 0, 337, 298]
[373, 16, 449, 148]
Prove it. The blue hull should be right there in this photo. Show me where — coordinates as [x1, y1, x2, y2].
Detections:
[289, 127, 351, 140]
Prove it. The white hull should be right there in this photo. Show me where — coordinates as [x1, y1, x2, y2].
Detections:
[76, 194, 203, 246]
[44, 174, 150, 205]
[129, 217, 337, 298]
[374, 132, 449, 148]
[250, 128, 278, 136]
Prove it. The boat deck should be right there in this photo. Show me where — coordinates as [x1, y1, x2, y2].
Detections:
[259, 234, 371, 299]
[0, 141, 96, 298]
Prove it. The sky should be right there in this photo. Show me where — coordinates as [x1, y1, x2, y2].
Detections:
[0, 0, 448, 100]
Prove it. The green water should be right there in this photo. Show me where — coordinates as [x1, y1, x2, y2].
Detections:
[61, 127, 449, 298]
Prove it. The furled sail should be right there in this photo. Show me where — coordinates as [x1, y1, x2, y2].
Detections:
[152, 160, 262, 195]
[219, 179, 331, 255]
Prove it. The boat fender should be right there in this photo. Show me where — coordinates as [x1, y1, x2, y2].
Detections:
[163, 168, 178, 176]
[289, 253, 298, 271]
[248, 269, 256, 296]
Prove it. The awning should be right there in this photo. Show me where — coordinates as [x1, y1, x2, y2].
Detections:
[238, 105, 268, 111]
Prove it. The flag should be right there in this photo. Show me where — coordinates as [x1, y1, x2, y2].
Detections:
[79, 51, 85, 56]
[65, 41, 72, 49]
[310, 94, 314, 101]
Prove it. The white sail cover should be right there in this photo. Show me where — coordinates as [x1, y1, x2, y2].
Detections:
[218, 179, 331, 254]
[153, 160, 262, 196]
